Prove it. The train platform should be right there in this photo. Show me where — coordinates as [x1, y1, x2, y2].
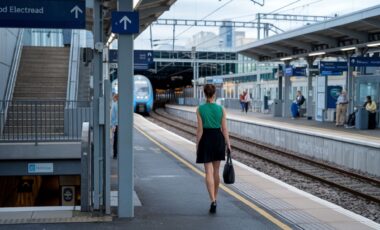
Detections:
[134, 114, 379, 230]
[164, 104, 380, 177]
[165, 104, 380, 141]
[0, 115, 379, 229]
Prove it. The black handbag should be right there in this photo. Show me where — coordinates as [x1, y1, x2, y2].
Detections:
[223, 149, 235, 184]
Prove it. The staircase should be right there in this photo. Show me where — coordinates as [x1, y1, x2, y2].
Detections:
[13, 46, 69, 100]
[2, 47, 70, 140]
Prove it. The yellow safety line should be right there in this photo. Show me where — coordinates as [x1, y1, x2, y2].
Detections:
[135, 125, 292, 230]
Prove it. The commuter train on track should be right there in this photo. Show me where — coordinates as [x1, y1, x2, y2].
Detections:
[112, 75, 154, 114]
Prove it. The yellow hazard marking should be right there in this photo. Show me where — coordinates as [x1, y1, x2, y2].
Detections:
[135, 126, 292, 230]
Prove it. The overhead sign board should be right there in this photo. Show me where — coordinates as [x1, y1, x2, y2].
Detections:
[0, 0, 85, 29]
[320, 61, 347, 76]
[28, 163, 54, 173]
[293, 67, 306, 77]
[285, 67, 293, 77]
[111, 11, 139, 34]
[109, 50, 154, 70]
[350, 57, 380, 67]
[134, 50, 154, 70]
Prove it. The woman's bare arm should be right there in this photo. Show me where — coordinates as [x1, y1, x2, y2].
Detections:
[196, 108, 203, 148]
[221, 108, 231, 151]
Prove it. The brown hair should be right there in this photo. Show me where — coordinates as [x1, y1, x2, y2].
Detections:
[203, 84, 216, 99]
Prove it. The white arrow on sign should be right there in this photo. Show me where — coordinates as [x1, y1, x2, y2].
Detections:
[120, 16, 132, 30]
[70, 5, 83, 19]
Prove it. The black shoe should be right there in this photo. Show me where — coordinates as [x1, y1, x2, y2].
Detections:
[209, 201, 217, 214]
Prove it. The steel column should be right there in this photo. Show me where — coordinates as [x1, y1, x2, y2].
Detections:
[117, 0, 134, 218]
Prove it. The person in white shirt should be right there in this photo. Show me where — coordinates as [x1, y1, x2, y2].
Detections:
[335, 90, 348, 127]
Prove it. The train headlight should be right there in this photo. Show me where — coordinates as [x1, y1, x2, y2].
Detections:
[144, 96, 148, 99]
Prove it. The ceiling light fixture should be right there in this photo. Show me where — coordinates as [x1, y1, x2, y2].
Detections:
[367, 42, 380, 47]
[340, 47, 356, 51]
[308, 52, 325, 56]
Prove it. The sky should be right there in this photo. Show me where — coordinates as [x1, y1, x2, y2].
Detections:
[134, 0, 380, 50]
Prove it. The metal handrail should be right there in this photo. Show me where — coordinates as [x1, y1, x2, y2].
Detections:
[1, 29, 24, 134]
[66, 30, 81, 108]
[0, 100, 92, 143]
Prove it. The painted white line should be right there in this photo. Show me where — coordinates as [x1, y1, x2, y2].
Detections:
[136, 114, 380, 229]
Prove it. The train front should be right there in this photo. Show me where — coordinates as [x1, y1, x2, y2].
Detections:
[134, 75, 153, 113]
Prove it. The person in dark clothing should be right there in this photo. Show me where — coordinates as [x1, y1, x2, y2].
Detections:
[291, 90, 305, 119]
[196, 84, 231, 214]
[364, 96, 377, 129]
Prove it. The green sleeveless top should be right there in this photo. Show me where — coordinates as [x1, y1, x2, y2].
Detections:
[198, 103, 223, 128]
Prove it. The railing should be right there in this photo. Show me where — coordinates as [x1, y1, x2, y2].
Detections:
[0, 100, 92, 144]
[1, 29, 24, 135]
[66, 29, 81, 105]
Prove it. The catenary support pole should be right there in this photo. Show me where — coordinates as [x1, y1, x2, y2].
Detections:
[92, 0, 103, 210]
[118, 0, 134, 218]
[306, 57, 314, 119]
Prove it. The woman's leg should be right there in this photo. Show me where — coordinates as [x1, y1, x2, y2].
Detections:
[212, 161, 221, 200]
[204, 163, 215, 202]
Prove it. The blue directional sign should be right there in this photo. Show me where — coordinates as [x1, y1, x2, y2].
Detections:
[112, 11, 139, 34]
[134, 50, 154, 70]
[285, 66, 293, 77]
[350, 57, 380, 67]
[109, 50, 154, 70]
[320, 61, 347, 76]
[0, 0, 85, 29]
[293, 67, 306, 77]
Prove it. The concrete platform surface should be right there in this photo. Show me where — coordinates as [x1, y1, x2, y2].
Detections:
[0, 123, 288, 230]
[132, 114, 379, 230]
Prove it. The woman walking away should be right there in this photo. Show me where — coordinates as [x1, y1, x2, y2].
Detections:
[196, 84, 232, 214]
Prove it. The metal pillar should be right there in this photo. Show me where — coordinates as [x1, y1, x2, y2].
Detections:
[172, 24, 175, 51]
[278, 65, 283, 100]
[92, 0, 103, 211]
[306, 57, 314, 119]
[257, 14, 261, 40]
[103, 78, 111, 215]
[283, 62, 291, 117]
[118, 0, 134, 218]
[192, 47, 197, 99]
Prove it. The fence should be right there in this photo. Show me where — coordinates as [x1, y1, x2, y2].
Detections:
[0, 100, 91, 143]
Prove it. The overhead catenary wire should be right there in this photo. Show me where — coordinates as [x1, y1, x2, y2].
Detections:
[174, 0, 235, 39]
[193, 0, 301, 49]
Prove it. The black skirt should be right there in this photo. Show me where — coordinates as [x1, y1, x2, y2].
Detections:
[196, 128, 226, 163]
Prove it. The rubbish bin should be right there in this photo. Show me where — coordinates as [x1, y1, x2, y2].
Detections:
[355, 107, 368, 130]
[263, 96, 269, 110]
[272, 99, 282, 117]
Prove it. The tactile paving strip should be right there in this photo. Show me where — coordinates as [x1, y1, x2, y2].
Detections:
[232, 181, 334, 229]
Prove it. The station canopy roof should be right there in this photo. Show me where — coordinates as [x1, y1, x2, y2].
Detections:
[86, 0, 176, 37]
[237, 5, 380, 62]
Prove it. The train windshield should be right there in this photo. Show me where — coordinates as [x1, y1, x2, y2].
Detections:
[135, 80, 149, 96]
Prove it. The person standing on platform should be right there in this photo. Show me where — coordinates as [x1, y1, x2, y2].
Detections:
[196, 84, 231, 214]
[111, 92, 119, 158]
[239, 92, 245, 112]
[335, 90, 348, 127]
[291, 90, 305, 119]
[243, 89, 250, 113]
[364, 96, 377, 129]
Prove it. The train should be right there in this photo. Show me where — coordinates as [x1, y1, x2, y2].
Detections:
[111, 74, 154, 114]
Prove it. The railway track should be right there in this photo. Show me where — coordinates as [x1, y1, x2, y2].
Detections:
[150, 110, 380, 204]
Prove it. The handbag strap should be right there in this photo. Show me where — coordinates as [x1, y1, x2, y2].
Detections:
[226, 149, 232, 164]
